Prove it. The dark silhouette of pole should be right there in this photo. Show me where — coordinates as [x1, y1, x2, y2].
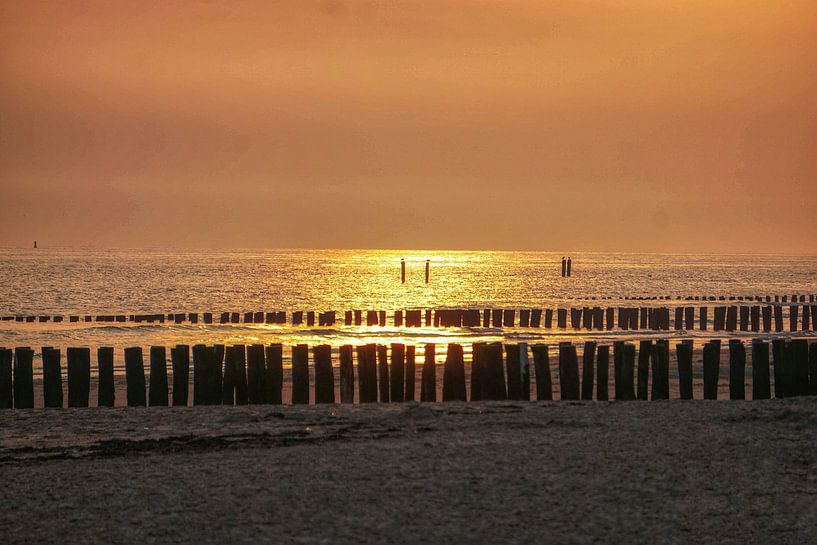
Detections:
[561, 257, 566, 277]
[567, 257, 572, 277]
[401, 258, 406, 284]
[425, 260, 430, 283]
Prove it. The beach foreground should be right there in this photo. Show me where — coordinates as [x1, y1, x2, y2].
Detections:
[3, 400, 816, 544]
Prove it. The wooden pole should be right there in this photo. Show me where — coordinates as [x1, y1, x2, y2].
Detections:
[171, 345, 189, 407]
[124, 347, 147, 407]
[486, 342, 507, 400]
[357, 344, 377, 403]
[420, 343, 436, 402]
[401, 258, 406, 284]
[505, 344, 522, 400]
[212, 344, 224, 404]
[791, 339, 809, 396]
[339, 344, 354, 404]
[0, 348, 12, 409]
[771, 339, 785, 398]
[405, 345, 416, 401]
[676, 340, 693, 400]
[596, 345, 609, 401]
[265, 344, 283, 404]
[222, 346, 236, 405]
[699, 306, 708, 331]
[621, 342, 636, 401]
[581, 341, 596, 400]
[97, 346, 115, 407]
[192, 344, 207, 405]
[519, 342, 530, 401]
[425, 260, 430, 283]
[728, 340, 746, 400]
[378, 344, 390, 402]
[42, 347, 63, 408]
[558, 342, 580, 400]
[532, 344, 552, 401]
[636, 340, 651, 400]
[313, 344, 335, 404]
[702, 341, 720, 400]
[442, 343, 467, 402]
[809, 342, 817, 396]
[13, 348, 34, 408]
[148, 346, 168, 407]
[751, 340, 771, 400]
[650, 340, 669, 400]
[470, 342, 486, 401]
[291, 344, 309, 404]
[246, 344, 266, 404]
[390, 343, 405, 402]
[66, 347, 91, 408]
[789, 305, 799, 332]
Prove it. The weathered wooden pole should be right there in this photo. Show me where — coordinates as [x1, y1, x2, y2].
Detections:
[789, 305, 799, 332]
[0, 348, 12, 409]
[171, 345, 189, 407]
[377, 344, 390, 402]
[791, 339, 809, 396]
[699, 306, 708, 331]
[357, 344, 377, 403]
[519, 309, 530, 327]
[771, 339, 785, 398]
[702, 341, 720, 400]
[751, 340, 770, 400]
[621, 342, 636, 400]
[581, 341, 596, 400]
[246, 344, 266, 404]
[636, 340, 651, 400]
[685, 306, 694, 330]
[212, 344, 225, 403]
[728, 340, 746, 400]
[505, 344, 522, 400]
[557, 308, 567, 328]
[676, 340, 693, 400]
[650, 340, 669, 400]
[558, 342, 580, 400]
[97, 346, 115, 407]
[486, 341, 507, 400]
[401, 258, 406, 284]
[265, 344, 283, 404]
[222, 346, 237, 405]
[405, 345, 416, 401]
[124, 347, 147, 407]
[66, 347, 91, 408]
[420, 343, 436, 402]
[809, 342, 817, 396]
[313, 344, 335, 404]
[596, 345, 609, 401]
[339, 345, 354, 404]
[148, 346, 168, 407]
[470, 342, 486, 401]
[532, 344, 552, 401]
[519, 343, 530, 401]
[13, 347, 34, 409]
[192, 344, 207, 405]
[442, 343, 467, 401]
[291, 344, 309, 404]
[773, 305, 784, 332]
[725, 306, 737, 331]
[390, 343, 405, 402]
[531, 309, 543, 328]
[545, 309, 553, 328]
[42, 347, 63, 408]
[425, 260, 430, 283]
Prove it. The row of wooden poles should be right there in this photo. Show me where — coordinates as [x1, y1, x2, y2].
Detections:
[4, 304, 817, 333]
[1, 338, 816, 409]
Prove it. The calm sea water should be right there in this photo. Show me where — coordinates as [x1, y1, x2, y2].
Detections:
[1, 248, 815, 376]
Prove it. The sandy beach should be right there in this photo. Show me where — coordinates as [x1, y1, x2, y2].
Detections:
[3, 398, 816, 544]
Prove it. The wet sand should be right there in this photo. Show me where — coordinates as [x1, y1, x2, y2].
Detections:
[3, 398, 816, 544]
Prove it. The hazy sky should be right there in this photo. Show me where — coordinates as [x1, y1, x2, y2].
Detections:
[1, 1, 815, 252]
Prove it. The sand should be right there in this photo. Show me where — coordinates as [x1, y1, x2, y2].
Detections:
[2, 399, 816, 544]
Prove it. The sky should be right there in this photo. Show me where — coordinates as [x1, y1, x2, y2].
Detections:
[1, 0, 815, 252]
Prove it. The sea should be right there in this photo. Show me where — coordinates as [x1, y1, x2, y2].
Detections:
[1, 248, 816, 377]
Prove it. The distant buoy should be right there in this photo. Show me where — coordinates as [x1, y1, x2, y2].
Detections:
[34, 241, 37, 249]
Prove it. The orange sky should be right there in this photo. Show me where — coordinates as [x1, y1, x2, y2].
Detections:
[1, 0, 815, 252]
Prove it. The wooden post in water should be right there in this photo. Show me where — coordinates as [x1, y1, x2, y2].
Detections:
[485, 342, 507, 400]
[401, 258, 406, 284]
[470, 343, 486, 401]
[42, 347, 63, 408]
[809, 342, 817, 396]
[685, 306, 694, 330]
[442, 343, 467, 401]
[699, 306, 708, 331]
[420, 343, 436, 402]
[771, 339, 785, 398]
[702, 341, 720, 400]
[558, 342, 580, 400]
[357, 344, 378, 403]
[791, 339, 809, 396]
[401, 345, 414, 401]
[751, 340, 771, 400]
[650, 340, 669, 400]
[264, 344, 283, 404]
[124, 347, 147, 407]
[636, 340, 651, 400]
[192, 345, 207, 405]
[725, 306, 737, 331]
[739, 306, 749, 331]
[532, 344, 552, 401]
[171, 345, 189, 407]
[676, 340, 693, 400]
[246, 344, 266, 404]
[789, 305, 798, 332]
[773, 305, 784, 332]
[66, 347, 91, 408]
[621, 343, 636, 400]
[221, 345, 237, 405]
[505, 344, 523, 400]
[339, 345, 354, 404]
[581, 341, 596, 400]
[148, 346, 168, 407]
[313, 345, 335, 404]
[596, 345, 609, 401]
[519, 343, 530, 401]
[98, 346, 115, 407]
[545, 309, 553, 329]
[212, 344, 225, 403]
[762, 306, 772, 332]
[425, 260, 430, 283]
[390, 343, 405, 402]
[728, 340, 746, 400]
[233, 345, 249, 404]
[0, 349, 12, 409]
[556, 308, 567, 328]
[291, 344, 309, 404]
[377, 345, 390, 402]
[13, 347, 34, 409]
